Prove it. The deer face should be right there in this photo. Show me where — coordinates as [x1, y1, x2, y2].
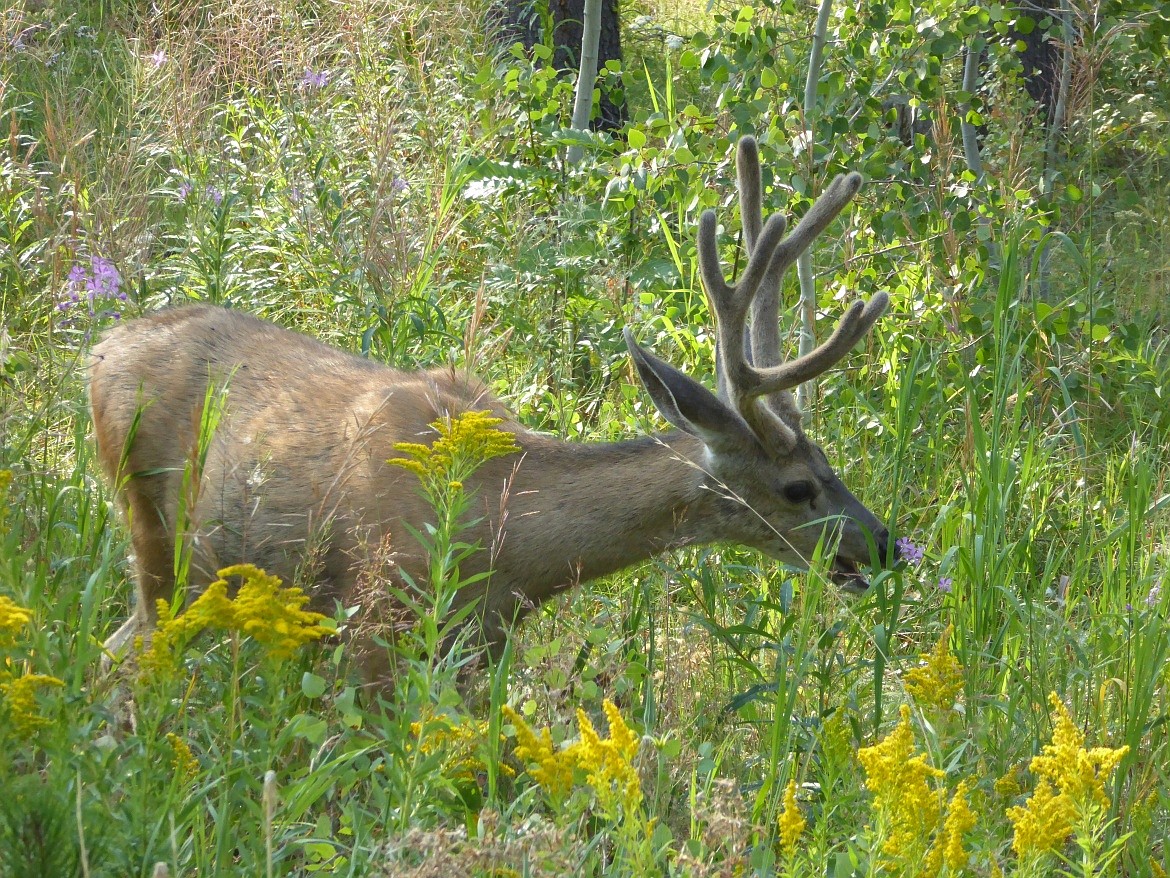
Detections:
[626, 336, 890, 590]
[710, 433, 888, 591]
[625, 134, 893, 590]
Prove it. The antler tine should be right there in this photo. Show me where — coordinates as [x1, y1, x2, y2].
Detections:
[698, 204, 786, 401]
[763, 172, 863, 287]
[736, 136, 763, 252]
[734, 136, 783, 372]
[746, 168, 866, 387]
[743, 291, 890, 398]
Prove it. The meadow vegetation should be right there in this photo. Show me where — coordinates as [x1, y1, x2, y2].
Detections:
[1, 0, 1169, 874]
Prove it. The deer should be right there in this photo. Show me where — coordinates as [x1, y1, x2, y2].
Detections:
[89, 136, 893, 688]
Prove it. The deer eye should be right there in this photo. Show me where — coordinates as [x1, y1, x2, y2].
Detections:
[782, 480, 817, 505]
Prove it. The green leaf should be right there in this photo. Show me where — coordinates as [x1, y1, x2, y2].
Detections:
[302, 672, 327, 698]
[627, 127, 647, 149]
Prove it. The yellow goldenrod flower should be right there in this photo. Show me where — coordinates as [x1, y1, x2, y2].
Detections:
[1151, 858, 1167, 878]
[166, 732, 200, 782]
[994, 765, 1022, 799]
[1007, 692, 1129, 858]
[904, 624, 964, 713]
[857, 704, 944, 861]
[602, 699, 639, 762]
[410, 712, 512, 780]
[1030, 692, 1128, 813]
[505, 699, 642, 815]
[390, 410, 520, 484]
[178, 577, 238, 631]
[504, 705, 577, 803]
[0, 595, 31, 649]
[574, 703, 642, 814]
[1, 672, 63, 737]
[819, 709, 855, 769]
[777, 779, 806, 855]
[139, 565, 330, 674]
[940, 779, 976, 870]
[1007, 778, 1075, 856]
[225, 564, 331, 660]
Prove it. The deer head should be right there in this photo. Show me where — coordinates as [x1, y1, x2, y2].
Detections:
[624, 136, 891, 589]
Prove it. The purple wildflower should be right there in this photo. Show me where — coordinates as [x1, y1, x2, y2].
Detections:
[1147, 582, 1162, 608]
[299, 68, 329, 90]
[390, 177, 408, 193]
[206, 185, 223, 206]
[895, 536, 925, 565]
[177, 181, 194, 200]
[60, 255, 126, 320]
[937, 577, 953, 594]
[87, 256, 123, 299]
[148, 48, 167, 68]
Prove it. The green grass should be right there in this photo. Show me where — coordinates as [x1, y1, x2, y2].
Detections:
[2, 0, 1169, 875]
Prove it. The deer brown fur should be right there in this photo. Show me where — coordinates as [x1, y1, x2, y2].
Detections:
[90, 138, 893, 687]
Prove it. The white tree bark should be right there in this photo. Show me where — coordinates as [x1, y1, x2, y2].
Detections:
[795, 0, 834, 408]
[566, 0, 603, 164]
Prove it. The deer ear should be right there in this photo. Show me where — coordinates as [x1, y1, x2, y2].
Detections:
[624, 328, 759, 453]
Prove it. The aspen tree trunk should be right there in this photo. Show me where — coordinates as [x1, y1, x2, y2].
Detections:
[1038, 0, 1074, 299]
[795, 0, 834, 408]
[959, 32, 997, 267]
[566, 0, 603, 164]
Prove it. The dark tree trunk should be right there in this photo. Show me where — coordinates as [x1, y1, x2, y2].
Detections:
[495, 0, 626, 131]
[1012, 0, 1062, 120]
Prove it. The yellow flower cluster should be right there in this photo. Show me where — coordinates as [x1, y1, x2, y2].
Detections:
[0, 595, 63, 739]
[904, 625, 964, 713]
[505, 700, 642, 815]
[1008, 776, 1074, 856]
[777, 779, 806, 855]
[1, 672, 64, 737]
[141, 564, 331, 675]
[577, 701, 642, 813]
[858, 704, 944, 860]
[857, 705, 976, 871]
[390, 410, 521, 484]
[504, 705, 576, 802]
[410, 712, 512, 781]
[166, 732, 200, 782]
[994, 765, 1023, 799]
[1007, 692, 1129, 857]
[0, 595, 31, 649]
[939, 779, 976, 870]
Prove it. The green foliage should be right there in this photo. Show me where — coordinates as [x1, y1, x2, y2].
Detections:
[1, 0, 1169, 875]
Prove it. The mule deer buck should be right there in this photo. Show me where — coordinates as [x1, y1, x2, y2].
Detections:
[90, 137, 892, 685]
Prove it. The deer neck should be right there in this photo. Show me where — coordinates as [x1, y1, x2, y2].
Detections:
[491, 430, 714, 602]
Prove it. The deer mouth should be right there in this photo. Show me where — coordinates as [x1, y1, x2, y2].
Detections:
[831, 558, 870, 593]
